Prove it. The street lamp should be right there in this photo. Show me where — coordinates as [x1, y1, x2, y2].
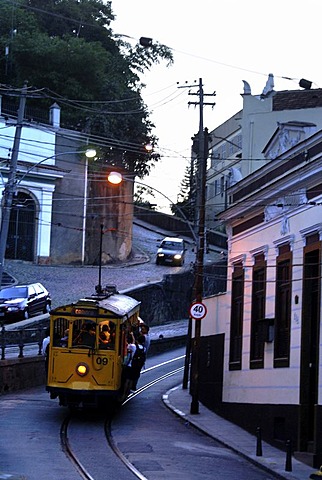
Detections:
[107, 171, 123, 185]
[0, 148, 96, 286]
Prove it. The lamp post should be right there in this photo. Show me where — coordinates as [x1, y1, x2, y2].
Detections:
[0, 148, 96, 286]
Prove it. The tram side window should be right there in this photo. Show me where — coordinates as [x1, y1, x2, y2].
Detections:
[73, 320, 96, 348]
[98, 321, 116, 350]
[53, 317, 69, 347]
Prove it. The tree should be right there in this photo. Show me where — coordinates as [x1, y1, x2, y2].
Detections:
[134, 185, 157, 210]
[0, 0, 173, 178]
[171, 163, 196, 221]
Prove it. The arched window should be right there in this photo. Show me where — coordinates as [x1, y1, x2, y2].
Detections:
[6, 192, 36, 261]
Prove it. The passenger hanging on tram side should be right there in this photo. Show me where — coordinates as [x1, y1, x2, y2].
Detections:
[130, 335, 146, 391]
[140, 324, 150, 358]
[121, 333, 137, 396]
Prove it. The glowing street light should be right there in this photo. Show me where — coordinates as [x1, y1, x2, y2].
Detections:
[144, 143, 153, 152]
[107, 171, 123, 185]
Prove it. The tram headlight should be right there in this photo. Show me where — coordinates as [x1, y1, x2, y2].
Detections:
[76, 362, 89, 377]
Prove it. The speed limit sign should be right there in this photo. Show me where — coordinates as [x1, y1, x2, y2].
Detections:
[189, 302, 207, 320]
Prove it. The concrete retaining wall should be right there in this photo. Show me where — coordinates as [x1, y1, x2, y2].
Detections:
[124, 261, 227, 325]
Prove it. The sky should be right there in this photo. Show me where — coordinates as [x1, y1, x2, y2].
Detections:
[110, 0, 322, 212]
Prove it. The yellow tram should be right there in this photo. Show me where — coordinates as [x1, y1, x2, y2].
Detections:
[46, 288, 141, 408]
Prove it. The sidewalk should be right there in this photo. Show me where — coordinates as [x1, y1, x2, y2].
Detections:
[163, 385, 317, 480]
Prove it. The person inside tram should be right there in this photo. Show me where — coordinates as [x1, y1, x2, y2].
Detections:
[99, 324, 110, 348]
[60, 329, 69, 347]
[108, 322, 116, 347]
[74, 322, 96, 348]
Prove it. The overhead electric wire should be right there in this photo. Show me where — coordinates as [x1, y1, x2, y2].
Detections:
[1, 1, 312, 104]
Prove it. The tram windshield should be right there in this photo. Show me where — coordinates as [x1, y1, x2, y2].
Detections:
[51, 317, 116, 350]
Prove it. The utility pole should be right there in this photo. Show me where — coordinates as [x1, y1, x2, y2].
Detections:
[0, 82, 28, 286]
[182, 78, 215, 414]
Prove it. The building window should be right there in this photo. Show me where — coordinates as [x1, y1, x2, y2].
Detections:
[250, 254, 267, 369]
[220, 143, 226, 159]
[220, 176, 225, 197]
[229, 262, 244, 370]
[236, 134, 242, 149]
[274, 245, 292, 368]
[214, 179, 218, 196]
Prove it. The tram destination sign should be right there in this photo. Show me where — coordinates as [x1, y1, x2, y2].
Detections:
[189, 302, 207, 320]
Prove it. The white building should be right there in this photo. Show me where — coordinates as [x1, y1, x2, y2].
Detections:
[0, 99, 65, 263]
[197, 126, 322, 467]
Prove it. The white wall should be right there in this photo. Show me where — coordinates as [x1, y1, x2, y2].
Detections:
[0, 119, 57, 261]
[0, 121, 55, 164]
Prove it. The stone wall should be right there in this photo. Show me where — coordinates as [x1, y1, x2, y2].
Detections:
[134, 205, 227, 250]
[0, 356, 46, 394]
[126, 261, 227, 325]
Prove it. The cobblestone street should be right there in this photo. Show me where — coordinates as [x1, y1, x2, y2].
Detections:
[3, 222, 203, 309]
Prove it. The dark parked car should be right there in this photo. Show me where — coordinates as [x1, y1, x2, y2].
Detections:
[156, 237, 186, 266]
[0, 283, 51, 322]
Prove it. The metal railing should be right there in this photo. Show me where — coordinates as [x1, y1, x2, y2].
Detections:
[1, 324, 47, 360]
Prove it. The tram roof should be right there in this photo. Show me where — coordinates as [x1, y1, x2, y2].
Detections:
[52, 293, 141, 318]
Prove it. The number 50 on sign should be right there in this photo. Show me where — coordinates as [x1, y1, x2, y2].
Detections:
[189, 302, 207, 320]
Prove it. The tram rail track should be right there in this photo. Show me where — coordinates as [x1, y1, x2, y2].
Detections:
[60, 414, 95, 480]
[59, 355, 185, 480]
